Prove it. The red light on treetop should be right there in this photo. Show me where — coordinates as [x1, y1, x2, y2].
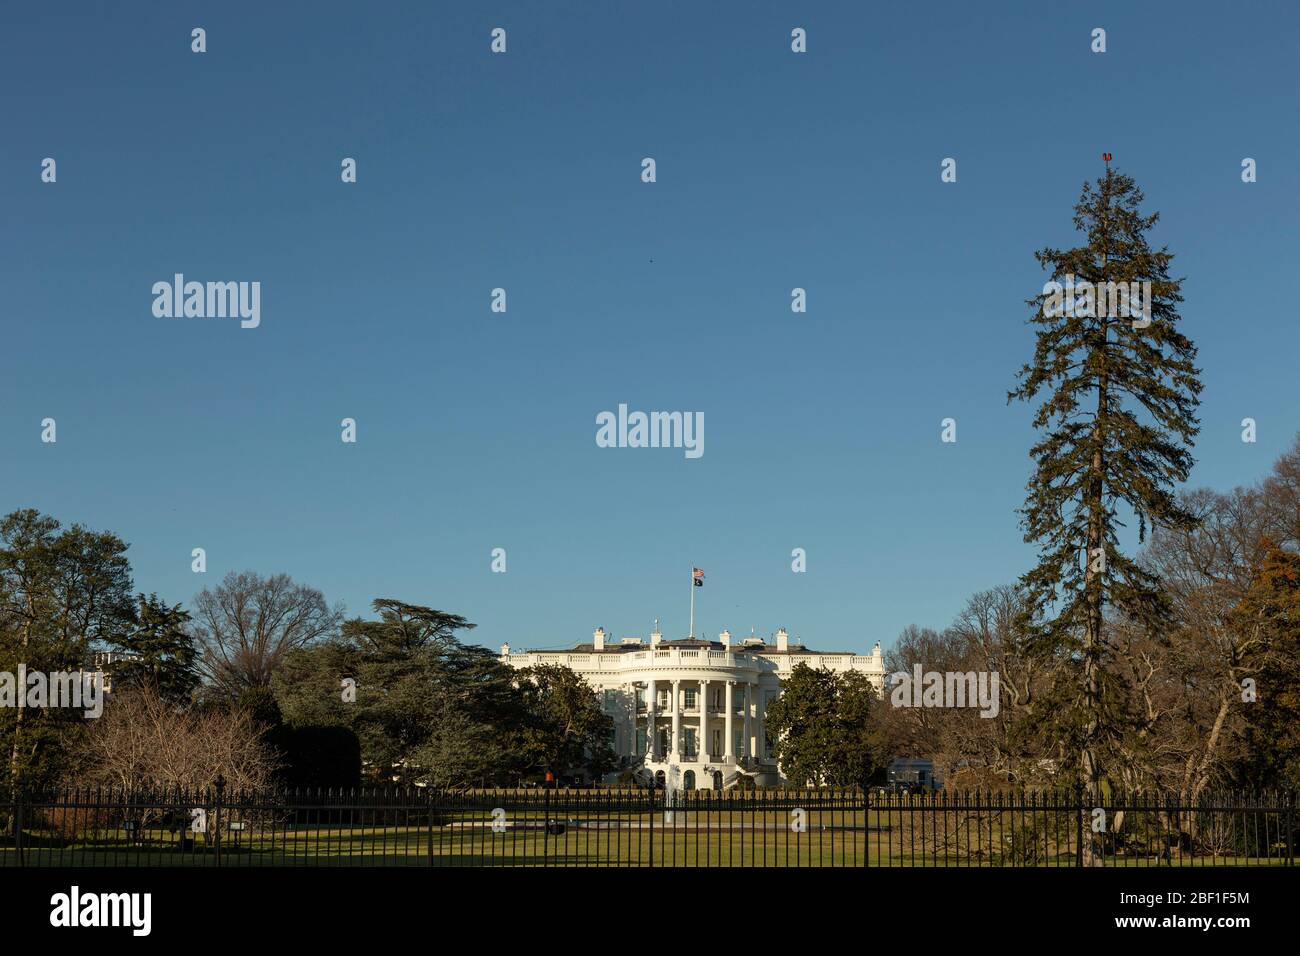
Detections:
[1102, 152, 1113, 162]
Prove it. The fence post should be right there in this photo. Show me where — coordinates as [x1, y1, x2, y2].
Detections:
[1074, 783, 1084, 868]
[426, 789, 434, 867]
[863, 785, 871, 869]
[647, 782, 655, 868]
[14, 788, 25, 867]
[1286, 791, 1294, 867]
[213, 776, 224, 868]
[542, 784, 550, 867]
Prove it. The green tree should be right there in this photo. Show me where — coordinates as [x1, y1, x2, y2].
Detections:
[275, 599, 524, 787]
[1010, 163, 1201, 820]
[256, 636, 360, 787]
[0, 509, 134, 791]
[514, 664, 615, 782]
[764, 663, 880, 788]
[109, 593, 200, 703]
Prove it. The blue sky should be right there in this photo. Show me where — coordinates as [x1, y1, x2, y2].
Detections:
[2, 1, 1297, 656]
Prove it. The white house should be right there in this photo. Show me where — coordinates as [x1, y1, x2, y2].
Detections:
[88, 650, 142, 696]
[501, 625, 886, 789]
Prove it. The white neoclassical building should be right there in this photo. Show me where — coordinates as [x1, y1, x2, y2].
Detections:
[501, 626, 885, 789]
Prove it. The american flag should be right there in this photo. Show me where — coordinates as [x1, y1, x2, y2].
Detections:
[692, 567, 705, 586]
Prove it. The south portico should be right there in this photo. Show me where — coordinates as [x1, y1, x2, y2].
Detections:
[638, 666, 775, 790]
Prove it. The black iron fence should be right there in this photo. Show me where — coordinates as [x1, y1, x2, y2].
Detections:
[2, 784, 1294, 867]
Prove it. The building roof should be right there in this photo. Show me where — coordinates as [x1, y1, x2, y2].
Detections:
[522, 637, 861, 656]
[552, 638, 717, 654]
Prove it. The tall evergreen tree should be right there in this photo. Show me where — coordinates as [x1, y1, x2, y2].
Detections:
[1009, 162, 1201, 823]
[109, 593, 200, 703]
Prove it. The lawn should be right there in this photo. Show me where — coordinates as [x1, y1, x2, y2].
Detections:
[2, 804, 1287, 867]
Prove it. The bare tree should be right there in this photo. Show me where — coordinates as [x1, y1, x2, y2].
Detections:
[945, 585, 1049, 786]
[72, 685, 278, 794]
[878, 625, 960, 769]
[1113, 436, 1300, 801]
[191, 571, 342, 696]
[1260, 433, 1300, 549]
[879, 588, 1054, 790]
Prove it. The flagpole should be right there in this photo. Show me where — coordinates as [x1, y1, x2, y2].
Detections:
[689, 567, 695, 639]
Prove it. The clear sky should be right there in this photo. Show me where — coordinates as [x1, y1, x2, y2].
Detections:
[2, 1, 1297, 656]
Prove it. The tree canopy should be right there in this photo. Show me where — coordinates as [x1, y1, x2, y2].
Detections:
[764, 663, 880, 789]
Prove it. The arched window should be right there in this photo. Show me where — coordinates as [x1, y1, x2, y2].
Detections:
[683, 770, 696, 790]
[654, 770, 665, 789]
[712, 771, 723, 791]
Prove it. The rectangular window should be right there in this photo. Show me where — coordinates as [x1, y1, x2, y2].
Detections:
[684, 689, 696, 709]
[603, 689, 618, 711]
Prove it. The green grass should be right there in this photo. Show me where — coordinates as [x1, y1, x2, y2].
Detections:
[8, 792, 1288, 867]
[2, 811, 1289, 867]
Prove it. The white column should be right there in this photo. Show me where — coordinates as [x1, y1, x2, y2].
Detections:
[624, 682, 634, 758]
[742, 682, 752, 759]
[671, 679, 682, 759]
[756, 686, 766, 763]
[699, 679, 710, 762]
[724, 680, 735, 760]
[647, 679, 658, 760]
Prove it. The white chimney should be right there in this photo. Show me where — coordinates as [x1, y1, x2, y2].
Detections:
[776, 628, 789, 652]
[500, 643, 510, 657]
[720, 629, 731, 648]
[650, 625, 662, 646]
[873, 641, 882, 659]
[593, 627, 606, 651]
